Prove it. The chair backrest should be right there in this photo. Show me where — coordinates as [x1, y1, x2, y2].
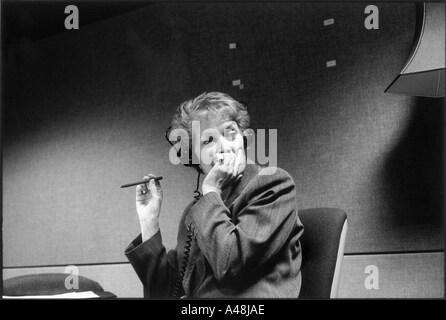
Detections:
[298, 208, 348, 299]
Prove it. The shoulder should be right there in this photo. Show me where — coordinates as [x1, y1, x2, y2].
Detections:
[244, 165, 296, 196]
[249, 165, 295, 185]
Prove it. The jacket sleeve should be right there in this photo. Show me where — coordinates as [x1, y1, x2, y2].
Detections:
[124, 231, 179, 298]
[184, 167, 298, 285]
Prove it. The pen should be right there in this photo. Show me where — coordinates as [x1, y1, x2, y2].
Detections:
[120, 176, 163, 188]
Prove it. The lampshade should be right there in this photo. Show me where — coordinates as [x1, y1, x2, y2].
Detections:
[385, 2, 445, 98]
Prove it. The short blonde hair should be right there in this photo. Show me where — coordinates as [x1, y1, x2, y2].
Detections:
[171, 92, 250, 135]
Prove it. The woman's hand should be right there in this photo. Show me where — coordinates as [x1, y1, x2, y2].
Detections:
[202, 148, 245, 196]
[136, 174, 163, 241]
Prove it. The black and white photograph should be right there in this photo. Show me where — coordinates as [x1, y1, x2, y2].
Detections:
[1, 0, 444, 302]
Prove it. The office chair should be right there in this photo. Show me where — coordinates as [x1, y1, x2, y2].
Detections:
[3, 273, 115, 298]
[298, 208, 348, 299]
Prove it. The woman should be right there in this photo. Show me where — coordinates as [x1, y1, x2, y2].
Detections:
[125, 92, 304, 298]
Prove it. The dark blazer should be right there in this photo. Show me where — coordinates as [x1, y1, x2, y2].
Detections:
[125, 164, 304, 298]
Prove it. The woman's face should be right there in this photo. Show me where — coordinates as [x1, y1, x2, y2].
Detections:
[193, 116, 246, 176]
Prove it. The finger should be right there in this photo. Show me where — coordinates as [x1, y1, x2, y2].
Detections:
[143, 175, 153, 192]
[146, 174, 162, 199]
[233, 149, 243, 176]
[227, 153, 236, 175]
[141, 176, 152, 193]
[136, 183, 147, 198]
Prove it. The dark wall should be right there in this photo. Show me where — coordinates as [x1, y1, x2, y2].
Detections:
[2, 2, 443, 267]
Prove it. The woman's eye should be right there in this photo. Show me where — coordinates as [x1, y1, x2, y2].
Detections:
[225, 128, 236, 135]
[226, 129, 236, 139]
[202, 136, 213, 145]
